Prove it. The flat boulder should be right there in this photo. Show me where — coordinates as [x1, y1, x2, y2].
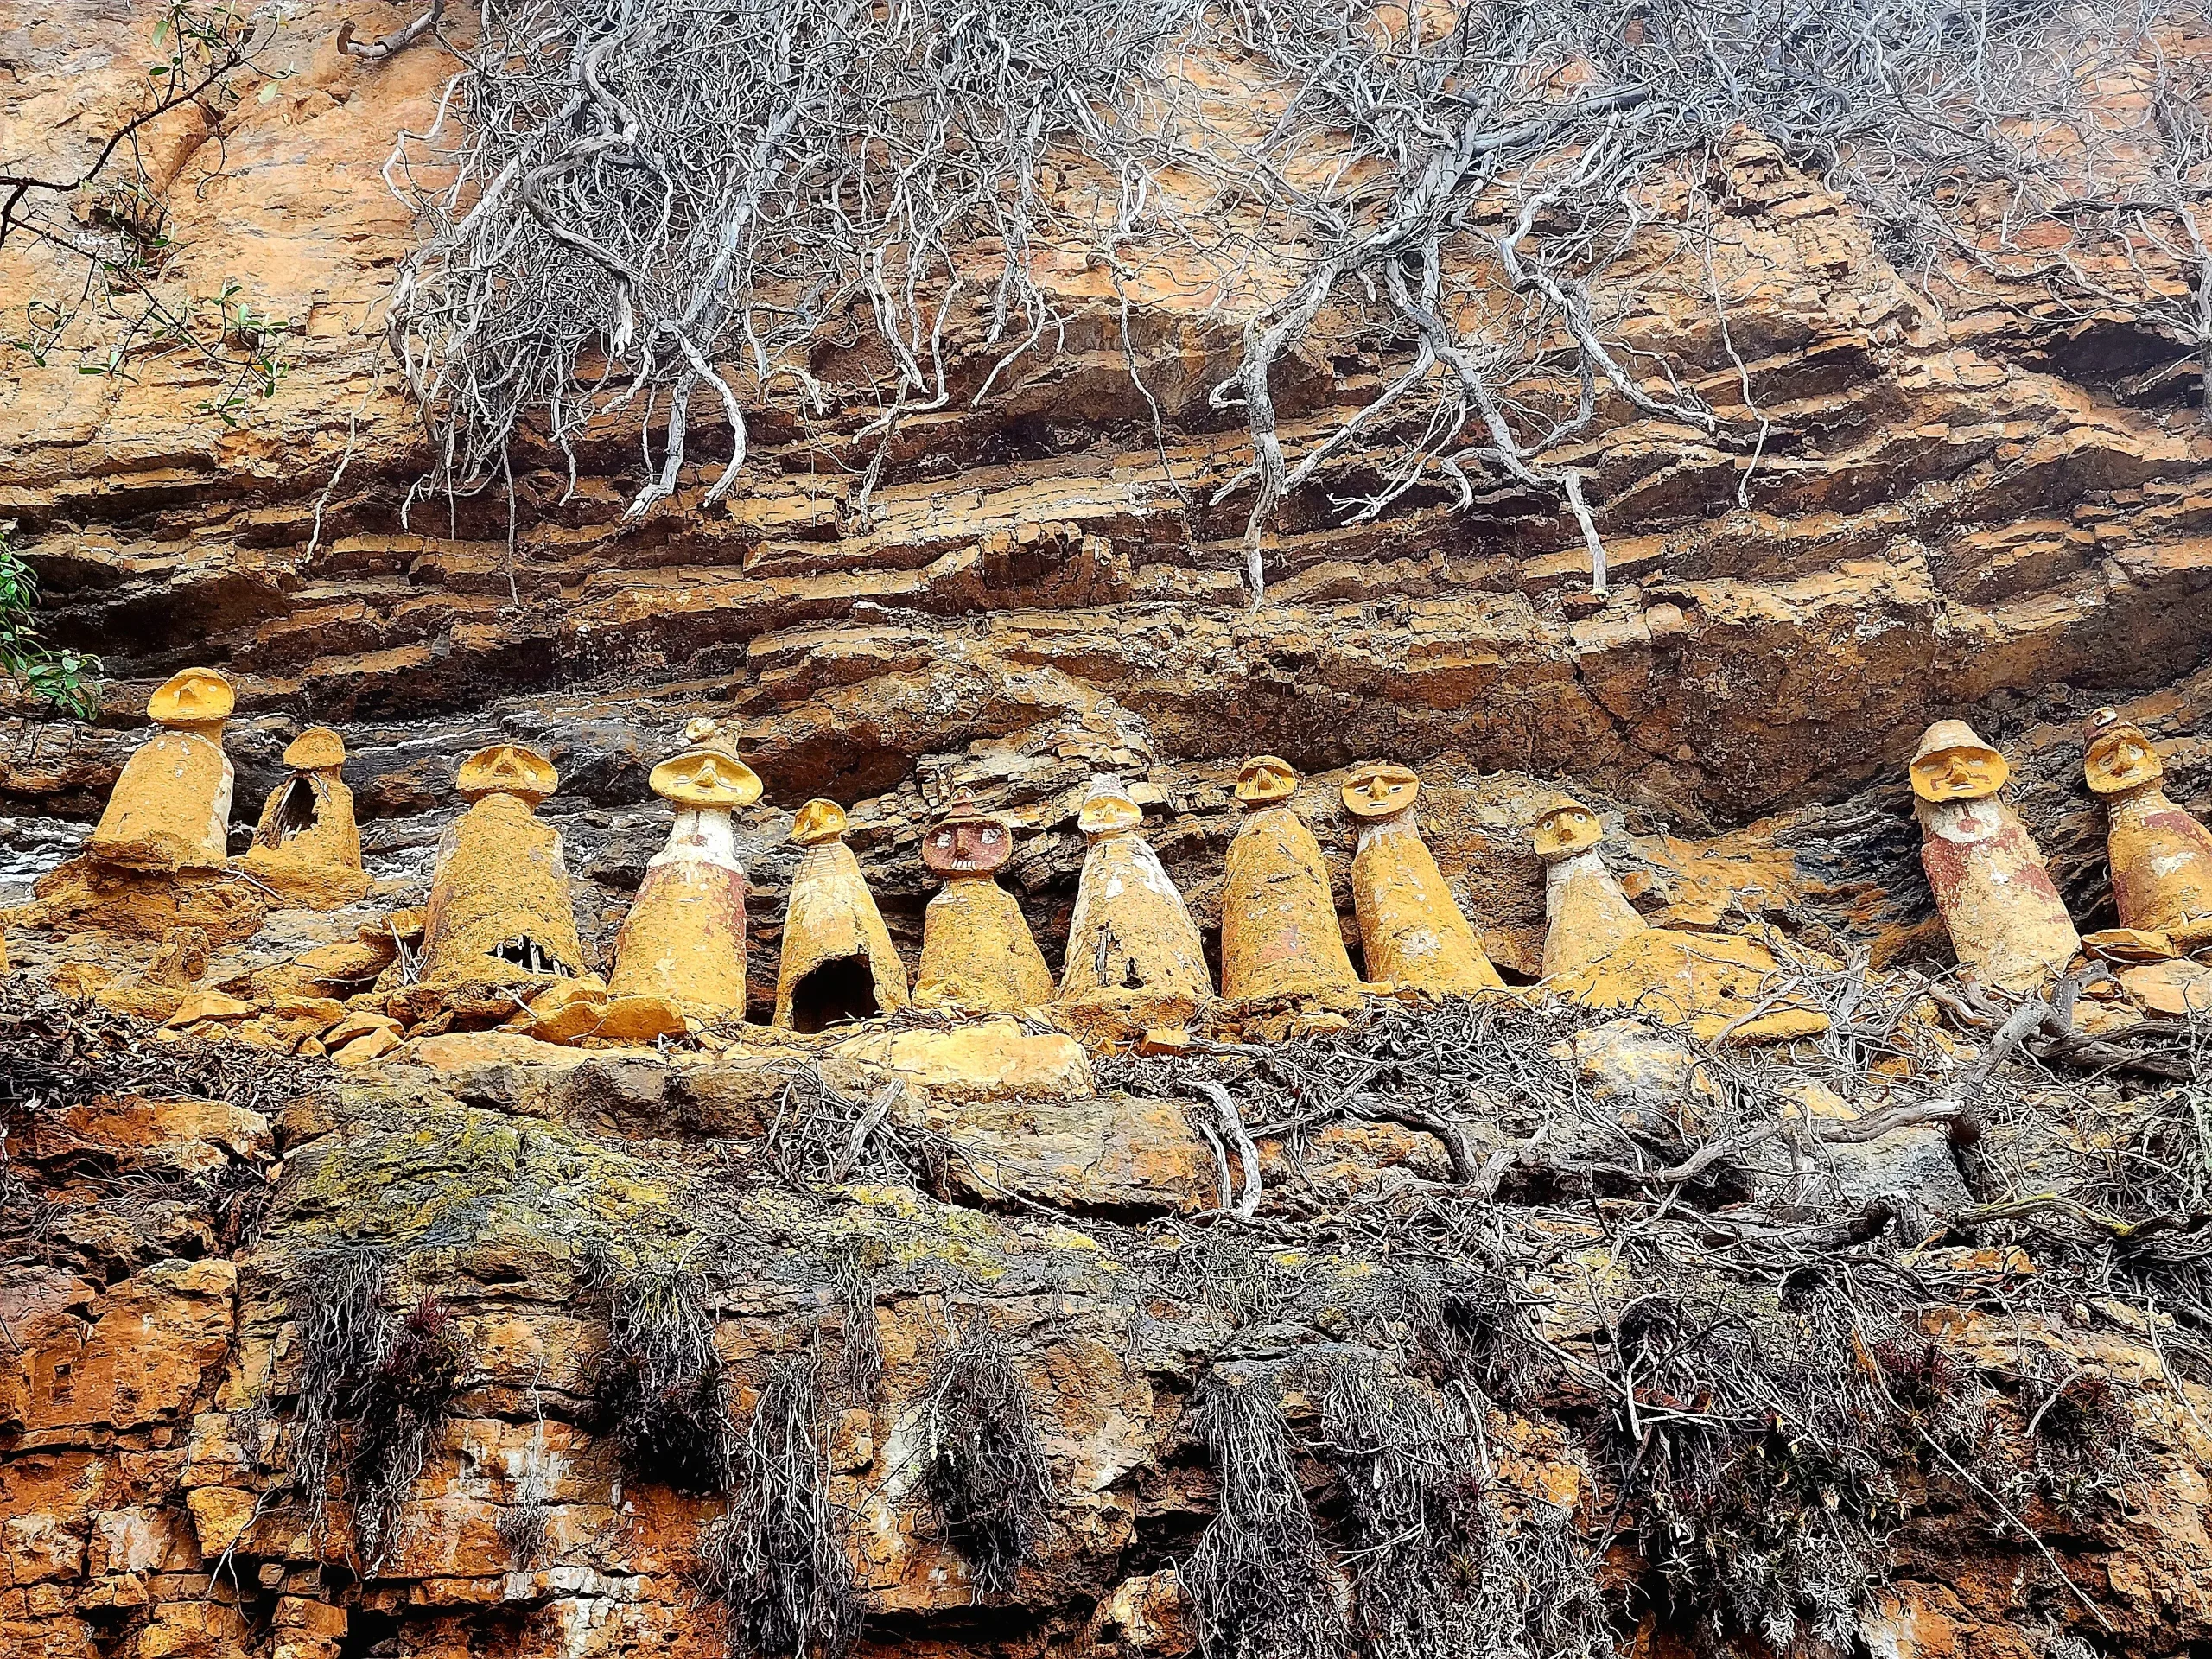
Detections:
[833, 1017, 1096, 1102]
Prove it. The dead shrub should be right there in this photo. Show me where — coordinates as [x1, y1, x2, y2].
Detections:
[1313, 1357, 1484, 1659]
[592, 1255, 739, 1496]
[1406, 1258, 1553, 1410]
[289, 1245, 391, 1547]
[697, 1357, 862, 1659]
[1598, 1280, 1899, 1653]
[832, 1254, 882, 1407]
[349, 1294, 469, 1573]
[2023, 1361, 2140, 1510]
[1182, 1372, 1345, 1659]
[918, 1307, 1053, 1599]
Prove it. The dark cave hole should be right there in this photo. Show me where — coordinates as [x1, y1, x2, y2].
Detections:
[490, 937, 573, 976]
[789, 955, 879, 1033]
[261, 776, 321, 846]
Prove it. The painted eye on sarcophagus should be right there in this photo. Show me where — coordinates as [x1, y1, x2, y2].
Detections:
[979, 828, 1001, 844]
[932, 831, 955, 849]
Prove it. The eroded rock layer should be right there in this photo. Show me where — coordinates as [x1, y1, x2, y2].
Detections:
[10, 5, 2212, 1659]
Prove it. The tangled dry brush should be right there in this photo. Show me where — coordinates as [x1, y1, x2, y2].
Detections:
[387, 0, 2212, 595]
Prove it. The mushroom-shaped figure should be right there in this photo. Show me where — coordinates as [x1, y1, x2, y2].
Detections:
[2085, 709, 2212, 951]
[243, 726, 366, 899]
[1341, 761, 1503, 995]
[1530, 799, 1824, 1042]
[607, 720, 761, 1014]
[1533, 799, 1647, 980]
[1058, 776, 1213, 1014]
[1910, 720, 2080, 992]
[912, 798, 1053, 1014]
[1219, 755, 1359, 1001]
[88, 668, 237, 873]
[773, 799, 909, 1032]
[417, 744, 594, 989]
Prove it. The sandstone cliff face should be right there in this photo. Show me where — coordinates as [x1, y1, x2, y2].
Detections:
[9, 5, 2212, 1659]
[6, 2, 2212, 930]
[9, 986, 2212, 1659]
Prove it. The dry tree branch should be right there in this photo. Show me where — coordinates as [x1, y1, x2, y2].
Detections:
[337, 3, 447, 63]
[380, 0, 2212, 600]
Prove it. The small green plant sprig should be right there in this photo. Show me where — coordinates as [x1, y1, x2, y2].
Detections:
[0, 522, 101, 721]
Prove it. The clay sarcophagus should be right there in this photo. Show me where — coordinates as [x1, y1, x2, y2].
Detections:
[773, 799, 909, 1031]
[912, 798, 1053, 1015]
[240, 726, 371, 906]
[418, 744, 593, 989]
[608, 721, 760, 1014]
[2085, 708, 2212, 952]
[1341, 761, 1503, 995]
[1533, 799, 1647, 981]
[1057, 776, 1213, 1037]
[1219, 755, 1358, 1002]
[1910, 720, 2079, 993]
[88, 668, 237, 874]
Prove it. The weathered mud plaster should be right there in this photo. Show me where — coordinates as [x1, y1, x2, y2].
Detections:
[1343, 760, 1504, 995]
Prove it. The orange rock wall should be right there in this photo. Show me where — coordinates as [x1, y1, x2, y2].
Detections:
[9, 6, 2212, 1656]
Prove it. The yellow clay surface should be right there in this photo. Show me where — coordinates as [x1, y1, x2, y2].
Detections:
[524, 982, 690, 1045]
[1546, 929, 1827, 1044]
[15, 861, 268, 944]
[248, 770, 363, 870]
[1059, 824, 1212, 1007]
[1220, 803, 1358, 1001]
[774, 839, 909, 1029]
[833, 1019, 1096, 1101]
[238, 769, 369, 907]
[607, 837, 750, 1013]
[1540, 849, 1649, 980]
[89, 729, 235, 873]
[1916, 796, 2081, 992]
[2103, 783, 2212, 950]
[1349, 813, 1503, 994]
[418, 791, 591, 989]
[2120, 957, 2212, 1019]
[914, 876, 1054, 1014]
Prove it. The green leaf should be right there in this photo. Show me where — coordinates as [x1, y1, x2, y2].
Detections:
[257, 82, 279, 105]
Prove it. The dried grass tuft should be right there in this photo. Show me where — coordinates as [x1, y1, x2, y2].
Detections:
[592, 1255, 739, 1496]
[289, 1245, 391, 1548]
[697, 1358, 862, 1659]
[1183, 1372, 1345, 1659]
[349, 1294, 469, 1573]
[918, 1307, 1054, 1600]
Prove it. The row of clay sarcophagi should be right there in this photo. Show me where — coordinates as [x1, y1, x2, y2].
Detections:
[67, 677, 1507, 1031]
[1909, 715, 2212, 996]
[81, 667, 371, 906]
[68, 671, 2212, 1029]
[422, 729, 1512, 1034]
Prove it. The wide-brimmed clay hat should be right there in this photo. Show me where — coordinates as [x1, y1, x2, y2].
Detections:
[147, 667, 236, 726]
[457, 743, 558, 805]
[283, 727, 346, 770]
[651, 720, 761, 808]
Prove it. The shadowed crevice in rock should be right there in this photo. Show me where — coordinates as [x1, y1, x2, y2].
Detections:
[788, 955, 882, 1033]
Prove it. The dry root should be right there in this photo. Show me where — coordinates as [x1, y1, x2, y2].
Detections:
[918, 1306, 1054, 1600]
[697, 1358, 861, 1659]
